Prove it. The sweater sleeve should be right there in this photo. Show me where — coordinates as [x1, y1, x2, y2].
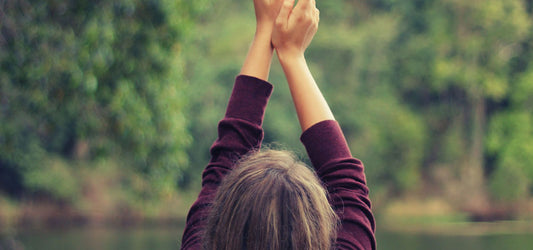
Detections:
[301, 120, 376, 250]
[180, 75, 273, 249]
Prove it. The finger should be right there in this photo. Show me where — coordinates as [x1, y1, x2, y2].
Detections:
[276, 0, 295, 24]
[296, 0, 315, 9]
[275, 0, 285, 11]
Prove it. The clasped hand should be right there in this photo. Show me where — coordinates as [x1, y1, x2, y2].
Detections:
[254, 0, 320, 57]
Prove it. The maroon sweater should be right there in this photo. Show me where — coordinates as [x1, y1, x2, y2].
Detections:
[181, 75, 376, 249]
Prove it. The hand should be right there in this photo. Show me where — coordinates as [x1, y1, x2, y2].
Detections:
[253, 0, 284, 28]
[272, 0, 320, 57]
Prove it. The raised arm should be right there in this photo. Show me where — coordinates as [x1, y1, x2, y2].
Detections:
[272, 0, 334, 131]
[181, 1, 281, 249]
[273, 1, 377, 249]
[240, 0, 284, 81]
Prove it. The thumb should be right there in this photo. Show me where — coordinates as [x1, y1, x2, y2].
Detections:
[276, 0, 295, 25]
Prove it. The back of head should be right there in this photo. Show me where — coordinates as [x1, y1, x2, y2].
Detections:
[204, 150, 338, 250]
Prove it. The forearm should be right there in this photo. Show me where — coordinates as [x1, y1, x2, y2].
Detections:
[240, 26, 274, 81]
[278, 53, 334, 131]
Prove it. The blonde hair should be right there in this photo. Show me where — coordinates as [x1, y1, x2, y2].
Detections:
[204, 150, 338, 250]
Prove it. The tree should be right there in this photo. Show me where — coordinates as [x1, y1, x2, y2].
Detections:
[390, 0, 531, 211]
[0, 0, 207, 199]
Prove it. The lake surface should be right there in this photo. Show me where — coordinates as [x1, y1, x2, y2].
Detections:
[3, 224, 533, 250]
[377, 230, 533, 250]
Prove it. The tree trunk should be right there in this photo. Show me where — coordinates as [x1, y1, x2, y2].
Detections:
[461, 93, 489, 215]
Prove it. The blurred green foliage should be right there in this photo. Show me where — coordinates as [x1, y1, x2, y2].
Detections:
[1, 0, 533, 218]
[0, 0, 208, 200]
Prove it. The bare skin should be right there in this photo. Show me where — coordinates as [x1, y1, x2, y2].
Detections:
[273, 0, 334, 131]
[240, 0, 284, 81]
[242, 0, 333, 131]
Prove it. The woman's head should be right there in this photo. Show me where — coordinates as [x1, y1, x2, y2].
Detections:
[204, 149, 338, 250]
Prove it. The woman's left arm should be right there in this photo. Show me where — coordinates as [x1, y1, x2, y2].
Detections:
[240, 0, 283, 81]
[181, 1, 282, 249]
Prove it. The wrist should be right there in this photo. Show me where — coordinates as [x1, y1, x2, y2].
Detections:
[256, 21, 274, 35]
[276, 48, 305, 64]
[254, 28, 274, 50]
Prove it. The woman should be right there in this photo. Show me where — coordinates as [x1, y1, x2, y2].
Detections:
[181, 0, 376, 249]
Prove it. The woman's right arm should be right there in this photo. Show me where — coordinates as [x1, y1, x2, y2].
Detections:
[273, 0, 333, 131]
[273, 0, 376, 249]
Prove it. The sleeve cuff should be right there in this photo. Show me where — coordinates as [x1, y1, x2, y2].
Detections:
[224, 75, 273, 126]
[300, 120, 353, 169]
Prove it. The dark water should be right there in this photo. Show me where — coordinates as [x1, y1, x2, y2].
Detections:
[2, 226, 185, 250]
[377, 230, 533, 250]
[2, 225, 533, 250]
